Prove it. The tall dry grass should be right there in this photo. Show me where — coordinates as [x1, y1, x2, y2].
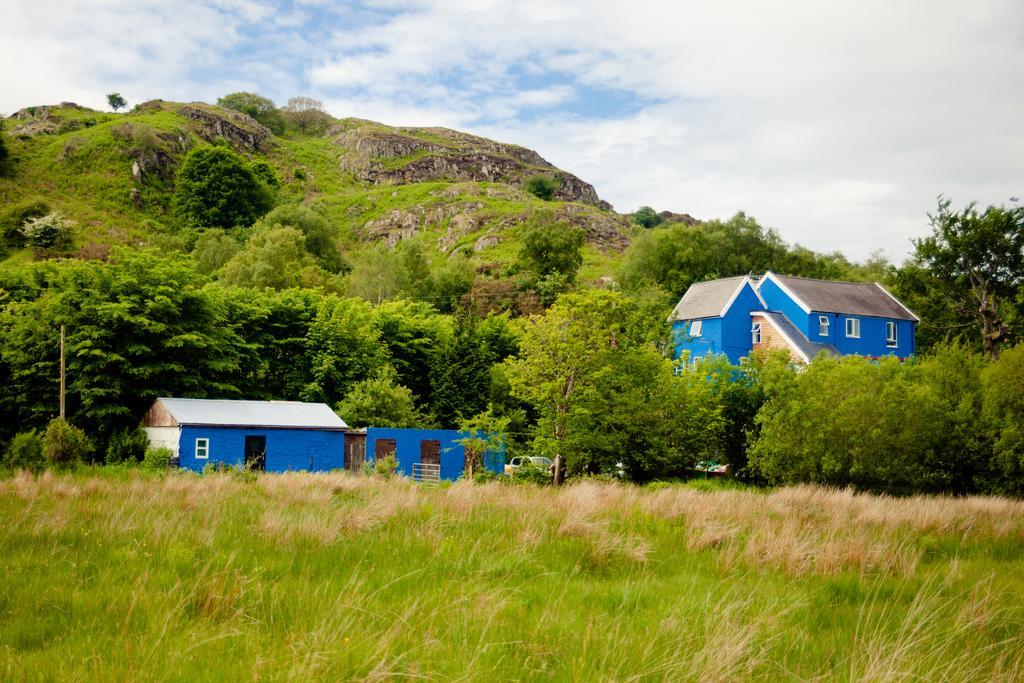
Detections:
[1, 470, 1023, 680]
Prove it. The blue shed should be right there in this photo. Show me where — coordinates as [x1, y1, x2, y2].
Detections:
[364, 427, 505, 481]
[142, 398, 348, 472]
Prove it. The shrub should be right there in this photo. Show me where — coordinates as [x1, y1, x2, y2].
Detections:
[106, 427, 149, 464]
[374, 454, 398, 479]
[511, 462, 553, 485]
[3, 430, 45, 471]
[20, 212, 75, 251]
[142, 446, 173, 470]
[43, 419, 93, 468]
[522, 174, 559, 201]
[1, 199, 49, 248]
[171, 147, 274, 229]
[249, 160, 279, 188]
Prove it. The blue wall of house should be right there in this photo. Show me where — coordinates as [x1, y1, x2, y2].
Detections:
[758, 278, 916, 358]
[672, 282, 765, 364]
[720, 283, 764, 363]
[365, 427, 504, 481]
[756, 278, 812, 337]
[672, 317, 722, 361]
[177, 426, 344, 472]
[829, 314, 915, 358]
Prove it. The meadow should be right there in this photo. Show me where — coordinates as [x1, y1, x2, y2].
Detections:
[2, 470, 1024, 681]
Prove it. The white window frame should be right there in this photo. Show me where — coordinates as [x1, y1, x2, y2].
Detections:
[818, 315, 830, 336]
[845, 317, 860, 338]
[751, 322, 762, 345]
[690, 320, 703, 337]
[195, 438, 209, 459]
[886, 321, 898, 348]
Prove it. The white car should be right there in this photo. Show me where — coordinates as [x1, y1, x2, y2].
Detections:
[504, 456, 554, 476]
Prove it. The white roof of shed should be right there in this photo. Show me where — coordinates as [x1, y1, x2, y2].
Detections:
[146, 398, 348, 430]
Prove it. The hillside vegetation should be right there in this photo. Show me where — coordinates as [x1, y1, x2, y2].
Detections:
[2, 470, 1024, 680]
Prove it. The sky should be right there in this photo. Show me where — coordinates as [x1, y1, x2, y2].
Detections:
[3, 0, 1023, 262]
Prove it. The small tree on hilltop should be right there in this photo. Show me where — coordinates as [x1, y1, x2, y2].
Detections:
[106, 92, 127, 112]
[283, 96, 329, 133]
[217, 92, 286, 134]
[632, 206, 663, 228]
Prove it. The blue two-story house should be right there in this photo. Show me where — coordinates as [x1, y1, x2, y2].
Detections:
[670, 272, 918, 364]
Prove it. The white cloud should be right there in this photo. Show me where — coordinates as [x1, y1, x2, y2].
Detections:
[3, 0, 1023, 261]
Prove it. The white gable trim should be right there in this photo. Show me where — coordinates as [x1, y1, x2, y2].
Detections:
[874, 282, 920, 322]
[750, 311, 812, 363]
[717, 276, 767, 318]
[757, 272, 812, 314]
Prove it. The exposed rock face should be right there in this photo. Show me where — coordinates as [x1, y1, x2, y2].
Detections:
[659, 210, 701, 226]
[176, 104, 271, 151]
[336, 126, 603, 205]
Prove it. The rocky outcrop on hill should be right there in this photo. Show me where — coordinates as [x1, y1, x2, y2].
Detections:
[659, 210, 701, 226]
[361, 192, 630, 254]
[176, 104, 271, 151]
[336, 126, 604, 206]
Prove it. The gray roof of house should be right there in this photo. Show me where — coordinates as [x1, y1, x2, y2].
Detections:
[668, 276, 751, 322]
[759, 311, 838, 361]
[769, 274, 918, 321]
[155, 398, 348, 430]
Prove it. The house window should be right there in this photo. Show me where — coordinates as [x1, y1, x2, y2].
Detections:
[690, 320, 703, 337]
[818, 315, 830, 336]
[845, 318, 860, 338]
[195, 438, 209, 459]
[886, 321, 898, 348]
[751, 322, 762, 345]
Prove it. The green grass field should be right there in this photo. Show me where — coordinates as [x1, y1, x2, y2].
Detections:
[2, 470, 1023, 680]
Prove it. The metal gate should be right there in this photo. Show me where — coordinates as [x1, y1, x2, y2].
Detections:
[412, 462, 441, 483]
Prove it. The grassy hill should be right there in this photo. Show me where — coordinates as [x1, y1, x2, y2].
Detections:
[0, 100, 639, 283]
[2, 470, 1023, 679]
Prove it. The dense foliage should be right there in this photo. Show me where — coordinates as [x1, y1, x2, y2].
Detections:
[171, 147, 274, 229]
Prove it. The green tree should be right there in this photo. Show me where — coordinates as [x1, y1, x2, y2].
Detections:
[0, 250, 249, 447]
[302, 296, 389, 405]
[216, 92, 286, 134]
[373, 300, 453, 409]
[522, 174, 559, 200]
[504, 289, 710, 480]
[335, 372, 421, 428]
[982, 344, 1024, 492]
[253, 204, 343, 272]
[345, 243, 404, 304]
[910, 198, 1024, 359]
[632, 206, 663, 228]
[430, 315, 493, 428]
[518, 222, 584, 281]
[218, 226, 324, 290]
[171, 147, 274, 229]
[106, 92, 127, 112]
[191, 229, 241, 274]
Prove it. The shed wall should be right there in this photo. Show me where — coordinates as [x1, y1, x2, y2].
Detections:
[365, 428, 504, 481]
[176, 426, 344, 472]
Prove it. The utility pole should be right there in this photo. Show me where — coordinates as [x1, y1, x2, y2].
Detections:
[59, 324, 66, 422]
